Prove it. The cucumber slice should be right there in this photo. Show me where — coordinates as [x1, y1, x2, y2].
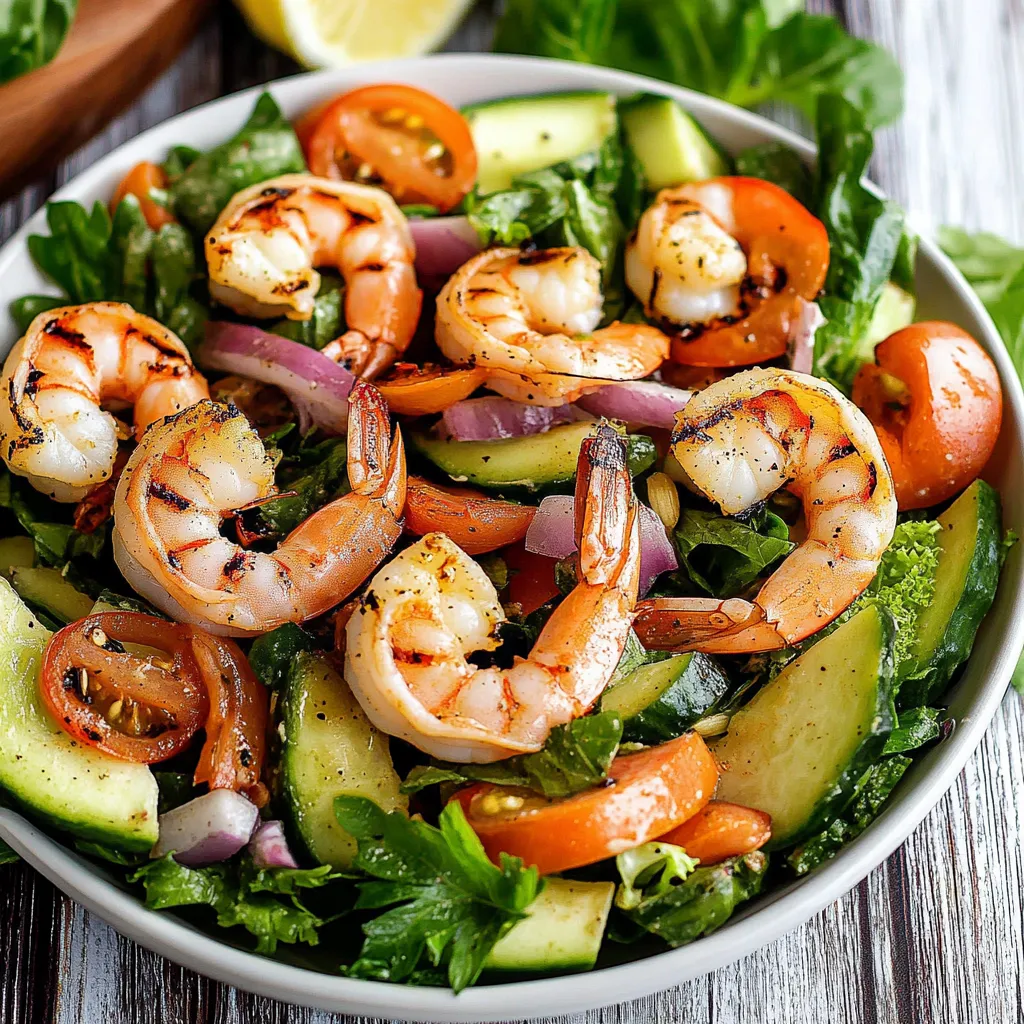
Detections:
[713, 603, 896, 848]
[0, 536, 35, 577]
[899, 480, 1002, 707]
[0, 577, 158, 850]
[484, 878, 614, 973]
[277, 651, 406, 868]
[601, 652, 731, 745]
[9, 566, 94, 624]
[620, 94, 730, 189]
[409, 422, 656, 494]
[463, 91, 617, 194]
[864, 281, 915, 349]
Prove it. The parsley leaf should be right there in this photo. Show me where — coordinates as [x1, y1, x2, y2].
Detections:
[335, 796, 542, 992]
[400, 710, 624, 799]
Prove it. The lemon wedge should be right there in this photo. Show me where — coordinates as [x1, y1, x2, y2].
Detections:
[235, 0, 475, 67]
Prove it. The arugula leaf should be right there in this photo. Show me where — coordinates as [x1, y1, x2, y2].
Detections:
[811, 95, 906, 389]
[0, 0, 77, 85]
[614, 850, 768, 947]
[168, 92, 306, 234]
[0, 839, 19, 866]
[786, 756, 910, 875]
[670, 507, 794, 599]
[268, 275, 345, 350]
[130, 855, 334, 955]
[401, 710, 624, 799]
[734, 143, 813, 207]
[335, 797, 542, 992]
[494, 1, 902, 128]
[248, 622, 319, 691]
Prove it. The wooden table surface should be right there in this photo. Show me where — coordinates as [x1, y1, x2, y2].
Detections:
[2, 2, 1023, 1022]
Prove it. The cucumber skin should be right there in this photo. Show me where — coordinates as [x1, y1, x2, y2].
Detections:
[899, 480, 1002, 708]
[460, 90, 615, 117]
[770, 605, 897, 849]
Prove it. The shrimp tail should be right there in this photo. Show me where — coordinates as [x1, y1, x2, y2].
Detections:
[347, 380, 406, 516]
[632, 597, 782, 653]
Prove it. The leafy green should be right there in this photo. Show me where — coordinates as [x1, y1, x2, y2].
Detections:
[401, 710, 624, 799]
[786, 756, 910, 875]
[670, 507, 794, 598]
[0, 0, 77, 85]
[882, 706, 943, 755]
[130, 855, 338, 955]
[614, 841, 698, 911]
[12, 196, 207, 349]
[335, 796, 542, 992]
[493, 1, 902, 129]
[734, 142, 813, 206]
[812, 95, 906, 389]
[268, 275, 345, 350]
[940, 228, 1024, 375]
[0, 839, 19, 866]
[154, 772, 195, 815]
[74, 840, 145, 866]
[168, 92, 306, 234]
[0, 469, 104, 566]
[614, 851, 768, 947]
[248, 622, 319, 691]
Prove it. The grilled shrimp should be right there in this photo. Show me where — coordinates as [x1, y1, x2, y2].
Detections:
[112, 380, 405, 636]
[634, 368, 896, 653]
[435, 247, 670, 406]
[626, 178, 830, 367]
[206, 174, 422, 378]
[0, 303, 208, 502]
[345, 425, 641, 762]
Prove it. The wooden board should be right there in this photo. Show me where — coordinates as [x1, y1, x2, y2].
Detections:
[0, 0, 212, 199]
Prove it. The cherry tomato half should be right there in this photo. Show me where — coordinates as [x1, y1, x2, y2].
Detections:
[41, 613, 269, 801]
[405, 476, 536, 555]
[502, 544, 560, 616]
[111, 162, 176, 230]
[374, 363, 486, 416]
[852, 322, 1002, 510]
[452, 732, 719, 874]
[303, 84, 477, 212]
[659, 800, 772, 865]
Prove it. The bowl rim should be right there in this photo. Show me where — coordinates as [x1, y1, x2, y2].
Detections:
[1, 52, 1023, 1022]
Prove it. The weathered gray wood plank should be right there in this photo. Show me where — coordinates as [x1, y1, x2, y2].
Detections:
[1, 2, 1023, 1022]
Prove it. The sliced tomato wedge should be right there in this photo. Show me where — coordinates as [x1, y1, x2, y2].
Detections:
[502, 543, 560, 615]
[303, 84, 477, 212]
[659, 800, 771, 865]
[852, 321, 1003, 510]
[405, 476, 536, 555]
[111, 161, 176, 230]
[375, 363, 486, 416]
[452, 732, 719, 874]
[41, 613, 269, 801]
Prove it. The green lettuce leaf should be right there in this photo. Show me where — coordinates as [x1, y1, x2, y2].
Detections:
[401, 710, 624, 799]
[168, 92, 306, 234]
[335, 797, 542, 992]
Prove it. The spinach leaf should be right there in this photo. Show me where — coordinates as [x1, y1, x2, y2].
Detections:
[494, 0, 902, 129]
[786, 756, 910, 875]
[0, 839, 18, 866]
[0, 0, 77, 85]
[153, 771, 195, 815]
[168, 92, 306, 234]
[670, 507, 794, 599]
[248, 622, 319, 691]
[614, 850, 768, 947]
[812, 95, 906, 389]
[130, 855, 337, 955]
[882, 706, 943, 755]
[734, 143, 813, 206]
[335, 796, 542, 992]
[10, 295, 65, 333]
[268, 275, 345, 350]
[401, 710, 624, 799]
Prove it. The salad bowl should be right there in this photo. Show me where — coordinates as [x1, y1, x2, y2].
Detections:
[0, 54, 1022, 1022]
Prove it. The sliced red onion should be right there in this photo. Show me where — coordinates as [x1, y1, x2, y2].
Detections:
[408, 215, 483, 288]
[788, 299, 826, 375]
[525, 495, 678, 595]
[575, 380, 693, 430]
[151, 790, 259, 867]
[441, 396, 585, 442]
[201, 323, 355, 434]
[248, 820, 300, 870]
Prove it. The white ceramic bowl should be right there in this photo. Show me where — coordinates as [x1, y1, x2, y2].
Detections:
[0, 54, 1022, 1022]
